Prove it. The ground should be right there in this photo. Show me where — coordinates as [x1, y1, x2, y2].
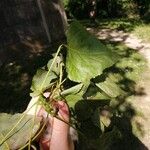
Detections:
[87, 24, 150, 148]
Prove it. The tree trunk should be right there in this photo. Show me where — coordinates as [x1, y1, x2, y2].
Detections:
[0, 0, 67, 64]
[0, 0, 67, 46]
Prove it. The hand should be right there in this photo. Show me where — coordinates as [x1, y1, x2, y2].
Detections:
[26, 96, 74, 150]
[39, 101, 72, 150]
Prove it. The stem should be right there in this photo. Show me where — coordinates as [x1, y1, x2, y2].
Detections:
[0, 101, 38, 146]
[28, 103, 38, 150]
[59, 62, 63, 86]
[18, 118, 48, 150]
[0, 133, 10, 150]
[39, 44, 64, 92]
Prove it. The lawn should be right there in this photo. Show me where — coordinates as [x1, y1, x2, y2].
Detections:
[72, 19, 149, 149]
[81, 18, 150, 43]
[133, 24, 150, 43]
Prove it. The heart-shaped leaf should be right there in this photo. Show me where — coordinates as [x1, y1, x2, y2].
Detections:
[66, 21, 119, 83]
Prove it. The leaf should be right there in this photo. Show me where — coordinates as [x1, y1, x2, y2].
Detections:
[47, 55, 63, 76]
[96, 77, 123, 98]
[75, 101, 94, 121]
[77, 125, 121, 150]
[60, 83, 83, 97]
[92, 108, 101, 128]
[75, 100, 109, 121]
[53, 83, 84, 108]
[0, 113, 41, 149]
[65, 92, 83, 108]
[31, 55, 63, 96]
[66, 21, 119, 83]
[92, 127, 122, 150]
[31, 68, 57, 95]
[80, 119, 101, 139]
[83, 82, 110, 100]
[0, 134, 9, 150]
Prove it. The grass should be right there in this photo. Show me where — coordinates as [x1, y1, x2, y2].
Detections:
[80, 18, 141, 30]
[79, 18, 150, 149]
[132, 24, 150, 43]
[81, 18, 150, 43]
[98, 19, 150, 43]
[105, 42, 146, 82]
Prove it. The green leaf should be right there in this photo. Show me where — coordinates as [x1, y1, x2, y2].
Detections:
[53, 83, 84, 108]
[60, 83, 83, 97]
[65, 92, 83, 108]
[75, 100, 109, 121]
[83, 82, 110, 100]
[96, 77, 123, 98]
[77, 125, 121, 150]
[75, 101, 94, 121]
[31, 68, 57, 95]
[66, 21, 119, 83]
[0, 113, 41, 149]
[92, 127, 122, 150]
[80, 119, 101, 139]
[30, 55, 63, 96]
[47, 55, 63, 75]
[0, 134, 9, 150]
[92, 108, 101, 128]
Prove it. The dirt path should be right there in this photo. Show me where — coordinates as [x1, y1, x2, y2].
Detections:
[88, 27, 150, 148]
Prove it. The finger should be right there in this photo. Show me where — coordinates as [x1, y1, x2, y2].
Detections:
[53, 101, 69, 121]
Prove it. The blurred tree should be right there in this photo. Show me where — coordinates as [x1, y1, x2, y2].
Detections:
[133, 0, 150, 20]
[63, 0, 150, 20]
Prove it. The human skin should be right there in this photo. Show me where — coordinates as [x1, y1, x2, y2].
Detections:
[48, 101, 74, 150]
[26, 96, 74, 150]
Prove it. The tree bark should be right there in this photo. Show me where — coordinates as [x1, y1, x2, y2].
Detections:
[0, 0, 67, 47]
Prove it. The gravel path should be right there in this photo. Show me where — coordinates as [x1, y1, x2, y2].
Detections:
[88, 27, 150, 149]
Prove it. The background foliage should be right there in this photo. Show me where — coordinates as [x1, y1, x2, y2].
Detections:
[63, 0, 150, 20]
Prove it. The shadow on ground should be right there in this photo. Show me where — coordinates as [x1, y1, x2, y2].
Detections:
[0, 40, 64, 113]
[74, 23, 148, 149]
[81, 18, 150, 32]
[103, 40, 148, 150]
